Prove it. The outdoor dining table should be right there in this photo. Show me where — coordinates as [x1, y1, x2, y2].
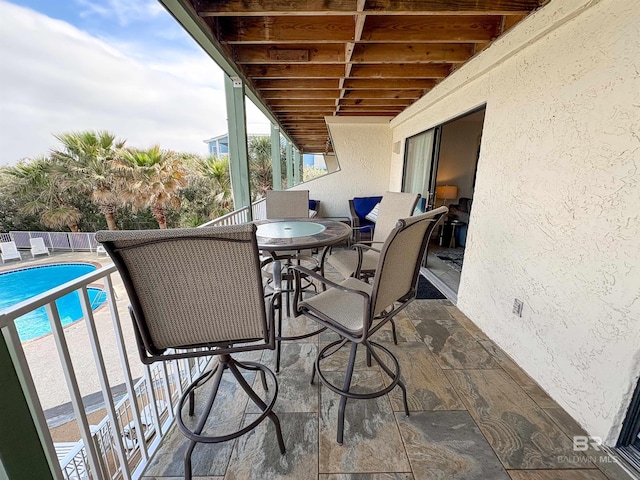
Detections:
[254, 218, 352, 371]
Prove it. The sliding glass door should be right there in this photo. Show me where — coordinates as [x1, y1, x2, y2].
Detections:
[402, 127, 441, 210]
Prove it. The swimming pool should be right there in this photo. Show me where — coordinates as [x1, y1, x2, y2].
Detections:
[0, 263, 107, 342]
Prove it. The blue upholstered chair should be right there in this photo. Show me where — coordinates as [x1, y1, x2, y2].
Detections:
[349, 195, 383, 242]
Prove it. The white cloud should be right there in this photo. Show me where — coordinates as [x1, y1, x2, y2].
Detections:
[75, 0, 165, 26]
[0, 2, 251, 165]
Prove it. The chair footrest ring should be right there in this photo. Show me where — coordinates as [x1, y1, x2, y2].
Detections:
[315, 340, 402, 400]
[176, 359, 279, 444]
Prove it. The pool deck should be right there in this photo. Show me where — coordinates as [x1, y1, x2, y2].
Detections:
[1, 249, 142, 421]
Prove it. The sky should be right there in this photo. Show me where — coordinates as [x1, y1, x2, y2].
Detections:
[0, 0, 270, 166]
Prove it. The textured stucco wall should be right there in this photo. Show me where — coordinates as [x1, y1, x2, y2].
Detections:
[291, 117, 393, 217]
[389, 0, 640, 442]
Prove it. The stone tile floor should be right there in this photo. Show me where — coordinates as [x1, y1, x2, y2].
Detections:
[141, 299, 633, 480]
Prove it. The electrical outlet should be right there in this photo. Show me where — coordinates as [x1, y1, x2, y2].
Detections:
[513, 298, 524, 317]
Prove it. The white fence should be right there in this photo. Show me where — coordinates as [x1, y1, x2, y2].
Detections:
[2, 198, 267, 250]
[2, 231, 99, 252]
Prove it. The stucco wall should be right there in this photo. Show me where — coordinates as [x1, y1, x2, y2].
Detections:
[389, 0, 640, 442]
[291, 117, 393, 217]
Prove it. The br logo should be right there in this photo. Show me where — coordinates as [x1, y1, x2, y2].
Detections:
[573, 435, 603, 451]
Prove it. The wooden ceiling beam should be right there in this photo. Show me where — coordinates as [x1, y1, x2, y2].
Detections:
[262, 90, 340, 99]
[284, 127, 329, 131]
[254, 79, 340, 90]
[343, 78, 437, 89]
[342, 89, 424, 99]
[503, 13, 528, 31]
[339, 98, 415, 106]
[351, 43, 474, 63]
[278, 116, 329, 120]
[233, 44, 345, 63]
[337, 106, 404, 112]
[336, 112, 396, 116]
[185, 0, 541, 153]
[244, 64, 345, 78]
[361, 15, 501, 42]
[270, 105, 336, 112]
[350, 64, 451, 78]
[267, 99, 336, 106]
[196, 0, 357, 16]
[219, 16, 354, 43]
[196, 0, 539, 16]
[363, 0, 539, 15]
[281, 127, 334, 131]
[338, 0, 367, 112]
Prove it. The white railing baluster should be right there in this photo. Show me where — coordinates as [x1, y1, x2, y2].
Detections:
[142, 365, 163, 438]
[159, 362, 173, 412]
[172, 358, 183, 398]
[45, 300, 104, 480]
[183, 357, 192, 386]
[78, 285, 131, 480]
[102, 275, 149, 462]
[2, 325, 64, 480]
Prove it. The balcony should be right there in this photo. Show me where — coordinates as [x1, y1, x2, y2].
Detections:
[0, 206, 633, 480]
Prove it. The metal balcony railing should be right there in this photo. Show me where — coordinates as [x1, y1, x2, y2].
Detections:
[0, 198, 266, 480]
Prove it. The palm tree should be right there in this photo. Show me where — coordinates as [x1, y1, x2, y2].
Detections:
[248, 136, 273, 199]
[198, 155, 233, 214]
[2, 158, 82, 231]
[52, 130, 126, 230]
[117, 146, 187, 229]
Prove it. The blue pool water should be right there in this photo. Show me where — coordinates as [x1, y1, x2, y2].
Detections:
[0, 263, 107, 342]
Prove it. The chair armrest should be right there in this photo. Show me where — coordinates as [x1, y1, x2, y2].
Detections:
[348, 199, 361, 229]
[290, 265, 371, 335]
[289, 264, 371, 316]
[290, 265, 344, 291]
[351, 242, 382, 254]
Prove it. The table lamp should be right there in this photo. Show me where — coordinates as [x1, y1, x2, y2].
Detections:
[435, 185, 458, 207]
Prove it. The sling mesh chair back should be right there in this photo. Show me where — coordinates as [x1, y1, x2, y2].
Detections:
[263, 189, 323, 371]
[265, 189, 310, 218]
[292, 207, 448, 444]
[325, 191, 421, 282]
[95, 224, 285, 479]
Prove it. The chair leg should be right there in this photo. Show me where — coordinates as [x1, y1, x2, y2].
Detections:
[337, 342, 358, 445]
[390, 318, 398, 345]
[188, 390, 195, 416]
[228, 360, 286, 454]
[183, 364, 225, 480]
[236, 360, 268, 392]
[365, 341, 409, 417]
[276, 298, 283, 373]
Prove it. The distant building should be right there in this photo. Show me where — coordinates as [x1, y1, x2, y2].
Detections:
[204, 133, 326, 170]
[203, 133, 230, 158]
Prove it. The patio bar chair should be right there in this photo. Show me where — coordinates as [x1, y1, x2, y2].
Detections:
[96, 224, 285, 479]
[324, 191, 422, 283]
[291, 208, 448, 444]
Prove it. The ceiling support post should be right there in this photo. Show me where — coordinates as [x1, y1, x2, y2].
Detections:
[293, 149, 302, 186]
[224, 74, 252, 219]
[285, 141, 293, 188]
[270, 124, 282, 191]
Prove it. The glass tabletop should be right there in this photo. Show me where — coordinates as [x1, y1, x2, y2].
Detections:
[256, 221, 326, 239]
[254, 219, 351, 251]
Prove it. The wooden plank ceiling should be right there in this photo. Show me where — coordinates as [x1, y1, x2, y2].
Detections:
[188, 0, 543, 153]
